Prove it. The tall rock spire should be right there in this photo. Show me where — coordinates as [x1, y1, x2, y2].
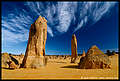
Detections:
[71, 34, 77, 63]
[20, 16, 47, 68]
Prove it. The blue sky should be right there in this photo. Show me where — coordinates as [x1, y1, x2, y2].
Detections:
[1, 1, 119, 55]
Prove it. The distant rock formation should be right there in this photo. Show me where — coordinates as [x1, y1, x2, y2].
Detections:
[78, 45, 111, 69]
[20, 16, 47, 68]
[82, 50, 86, 57]
[71, 34, 77, 63]
[86, 45, 104, 55]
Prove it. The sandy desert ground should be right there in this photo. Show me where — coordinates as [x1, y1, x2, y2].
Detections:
[1, 54, 119, 80]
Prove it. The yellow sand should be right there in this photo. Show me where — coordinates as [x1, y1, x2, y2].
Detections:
[1, 54, 119, 80]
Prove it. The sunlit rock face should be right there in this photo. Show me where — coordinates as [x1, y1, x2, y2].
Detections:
[2, 53, 11, 68]
[78, 45, 111, 69]
[2, 53, 20, 69]
[20, 16, 47, 68]
[7, 60, 18, 69]
[82, 50, 86, 57]
[71, 34, 77, 63]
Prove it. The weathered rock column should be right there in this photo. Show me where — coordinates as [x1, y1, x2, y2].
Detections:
[71, 34, 77, 63]
[20, 16, 47, 68]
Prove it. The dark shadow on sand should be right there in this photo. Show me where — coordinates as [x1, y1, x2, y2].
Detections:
[2, 67, 15, 70]
[56, 62, 67, 64]
[49, 61, 67, 64]
[61, 65, 79, 69]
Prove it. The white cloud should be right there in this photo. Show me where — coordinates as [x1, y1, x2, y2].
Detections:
[56, 2, 77, 33]
[84, 16, 88, 23]
[24, 2, 117, 35]
[74, 2, 116, 32]
[74, 20, 84, 32]
[1, 9, 32, 43]
[25, 2, 40, 16]
[24, 2, 78, 34]
[2, 20, 16, 31]
[57, 10, 71, 32]
[47, 26, 54, 37]
[2, 28, 29, 43]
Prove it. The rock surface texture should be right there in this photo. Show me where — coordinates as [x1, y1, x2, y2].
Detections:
[7, 60, 18, 69]
[2, 53, 11, 68]
[20, 16, 47, 68]
[2, 53, 19, 69]
[78, 45, 111, 69]
[71, 34, 77, 63]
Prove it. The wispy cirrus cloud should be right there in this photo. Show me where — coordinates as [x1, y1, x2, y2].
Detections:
[73, 2, 116, 32]
[47, 26, 54, 37]
[2, 28, 29, 43]
[2, 1, 117, 45]
[56, 2, 77, 33]
[24, 2, 58, 36]
[24, 2, 78, 34]
[2, 9, 32, 43]
[24, 1, 117, 34]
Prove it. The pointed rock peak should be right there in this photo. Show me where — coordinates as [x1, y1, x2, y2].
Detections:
[90, 45, 98, 49]
[72, 34, 76, 36]
[72, 34, 76, 39]
[42, 17, 47, 22]
[82, 50, 86, 57]
[36, 16, 47, 24]
[87, 45, 104, 55]
[39, 15, 42, 18]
